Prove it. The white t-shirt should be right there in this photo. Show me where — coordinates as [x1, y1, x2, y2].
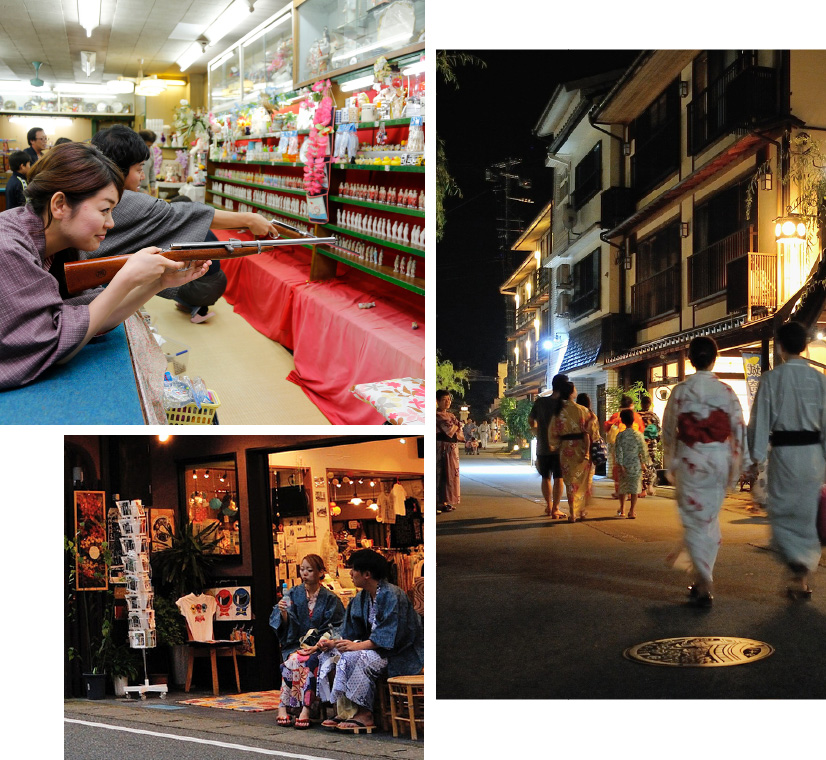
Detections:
[176, 593, 217, 641]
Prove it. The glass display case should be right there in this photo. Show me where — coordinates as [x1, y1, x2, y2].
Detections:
[295, 0, 425, 84]
[242, 13, 294, 100]
[0, 84, 134, 115]
[210, 46, 242, 115]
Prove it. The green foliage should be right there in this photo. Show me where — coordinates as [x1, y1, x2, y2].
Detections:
[153, 595, 188, 647]
[108, 642, 140, 681]
[436, 351, 472, 396]
[436, 51, 486, 242]
[605, 381, 647, 415]
[501, 397, 533, 445]
[151, 520, 220, 600]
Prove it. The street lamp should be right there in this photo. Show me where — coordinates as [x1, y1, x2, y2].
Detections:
[774, 214, 807, 243]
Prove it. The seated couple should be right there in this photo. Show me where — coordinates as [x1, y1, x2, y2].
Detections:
[269, 549, 424, 733]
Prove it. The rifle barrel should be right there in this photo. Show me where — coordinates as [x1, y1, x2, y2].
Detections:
[62, 237, 336, 295]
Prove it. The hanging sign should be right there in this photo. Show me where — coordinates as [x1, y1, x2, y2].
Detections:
[742, 353, 762, 411]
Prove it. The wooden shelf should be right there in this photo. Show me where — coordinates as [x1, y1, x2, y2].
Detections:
[208, 175, 306, 196]
[207, 195, 307, 223]
[325, 224, 424, 257]
[329, 195, 424, 217]
[332, 163, 424, 173]
[315, 246, 424, 296]
[212, 159, 305, 167]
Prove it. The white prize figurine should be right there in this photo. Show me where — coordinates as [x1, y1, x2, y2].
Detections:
[394, 255, 400, 272]
[402, 223, 410, 245]
[378, 251, 384, 267]
[391, 221, 399, 242]
[412, 226, 420, 248]
[410, 259, 416, 278]
[419, 227, 425, 248]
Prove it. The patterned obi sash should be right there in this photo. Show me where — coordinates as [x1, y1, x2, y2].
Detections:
[676, 409, 730, 446]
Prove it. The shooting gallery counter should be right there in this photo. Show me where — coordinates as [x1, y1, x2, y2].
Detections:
[0, 313, 167, 424]
[217, 231, 425, 425]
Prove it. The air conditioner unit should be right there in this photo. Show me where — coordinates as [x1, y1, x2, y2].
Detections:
[555, 264, 572, 289]
[556, 292, 571, 317]
[561, 203, 577, 230]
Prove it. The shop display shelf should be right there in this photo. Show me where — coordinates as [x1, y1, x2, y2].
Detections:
[331, 163, 424, 173]
[216, 129, 311, 143]
[207, 195, 308, 224]
[328, 195, 424, 217]
[315, 246, 424, 296]
[337, 117, 424, 129]
[207, 175, 306, 195]
[324, 224, 425, 257]
[212, 158, 305, 167]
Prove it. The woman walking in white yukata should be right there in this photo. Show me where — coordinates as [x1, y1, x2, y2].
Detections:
[747, 320, 826, 600]
[662, 336, 746, 607]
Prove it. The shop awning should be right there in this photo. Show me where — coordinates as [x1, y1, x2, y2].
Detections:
[559, 325, 602, 374]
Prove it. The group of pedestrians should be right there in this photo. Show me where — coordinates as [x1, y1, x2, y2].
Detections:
[526, 321, 825, 608]
[665, 324, 825, 607]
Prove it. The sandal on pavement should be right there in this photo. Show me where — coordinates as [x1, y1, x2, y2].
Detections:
[277, 715, 294, 727]
[616, 510, 625, 517]
[294, 718, 311, 730]
[787, 586, 813, 601]
[322, 717, 344, 729]
[551, 511, 567, 519]
[337, 720, 375, 734]
[627, 513, 636, 519]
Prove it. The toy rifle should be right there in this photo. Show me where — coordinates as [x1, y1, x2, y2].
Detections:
[62, 220, 336, 295]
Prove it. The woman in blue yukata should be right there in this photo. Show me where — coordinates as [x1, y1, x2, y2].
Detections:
[269, 554, 345, 729]
[317, 549, 424, 733]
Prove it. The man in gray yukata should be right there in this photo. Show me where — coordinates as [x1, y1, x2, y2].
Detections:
[747, 320, 826, 599]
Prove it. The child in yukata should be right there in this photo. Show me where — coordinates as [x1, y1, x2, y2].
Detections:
[614, 408, 648, 519]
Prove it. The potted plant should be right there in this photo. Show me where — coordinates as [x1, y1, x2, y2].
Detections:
[151, 521, 220, 686]
[109, 643, 140, 696]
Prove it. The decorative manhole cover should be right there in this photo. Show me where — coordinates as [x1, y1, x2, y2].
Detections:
[624, 636, 774, 667]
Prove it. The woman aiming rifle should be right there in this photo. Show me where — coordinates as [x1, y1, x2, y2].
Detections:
[0, 142, 210, 389]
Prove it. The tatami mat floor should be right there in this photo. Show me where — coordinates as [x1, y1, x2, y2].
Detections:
[144, 295, 330, 425]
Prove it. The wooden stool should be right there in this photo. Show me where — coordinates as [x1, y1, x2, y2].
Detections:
[387, 675, 424, 740]
[184, 640, 242, 696]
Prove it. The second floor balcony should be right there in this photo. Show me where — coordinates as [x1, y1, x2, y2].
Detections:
[688, 54, 779, 156]
[688, 228, 752, 303]
[632, 264, 680, 324]
[726, 251, 778, 321]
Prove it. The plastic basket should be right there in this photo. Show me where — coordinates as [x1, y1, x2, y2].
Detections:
[165, 390, 221, 425]
[161, 337, 190, 375]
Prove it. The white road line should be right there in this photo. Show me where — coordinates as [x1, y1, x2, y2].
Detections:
[64, 719, 338, 760]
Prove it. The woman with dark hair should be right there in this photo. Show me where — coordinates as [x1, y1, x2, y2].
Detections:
[0, 141, 210, 389]
[317, 549, 424, 733]
[577, 392, 600, 499]
[269, 554, 345, 729]
[748, 321, 826, 599]
[548, 381, 599, 522]
[638, 395, 662, 496]
[436, 389, 463, 513]
[662, 336, 746, 607]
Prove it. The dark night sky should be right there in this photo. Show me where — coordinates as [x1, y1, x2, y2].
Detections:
[437, 50, 641, 392]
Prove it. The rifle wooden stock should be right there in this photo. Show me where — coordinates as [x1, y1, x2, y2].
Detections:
[63, 236, 335, 294]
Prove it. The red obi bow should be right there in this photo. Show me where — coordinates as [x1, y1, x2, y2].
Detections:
[676, 409, 731, 446]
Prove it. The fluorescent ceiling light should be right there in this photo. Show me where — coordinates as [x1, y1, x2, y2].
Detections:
[77, 0, 101, 38]
[242, 10, 292, 47]
[339, 74, 374, 93]
[0, 80, 54, 92]
[177, 43, 202, 73]
[10, 116, 72, 133]
[402, 60, 425, 76]
[205, 0, 249, 48]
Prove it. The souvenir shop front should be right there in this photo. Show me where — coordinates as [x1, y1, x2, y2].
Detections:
[64, 434, 424, 698]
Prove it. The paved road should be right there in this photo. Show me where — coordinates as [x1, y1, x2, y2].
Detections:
[437, 446, 826, 701]
[63, 696, 423, 760]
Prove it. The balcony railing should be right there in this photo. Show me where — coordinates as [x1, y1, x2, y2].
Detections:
[688, 55, 779, 155]
[688, 228, 750, 303]
[632, 264, 680, 323]
[726, 252, 777, 321]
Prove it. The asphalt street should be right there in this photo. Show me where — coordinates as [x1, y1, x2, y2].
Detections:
[63, 696, 424, 760]
[437, 444, 826, 701]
